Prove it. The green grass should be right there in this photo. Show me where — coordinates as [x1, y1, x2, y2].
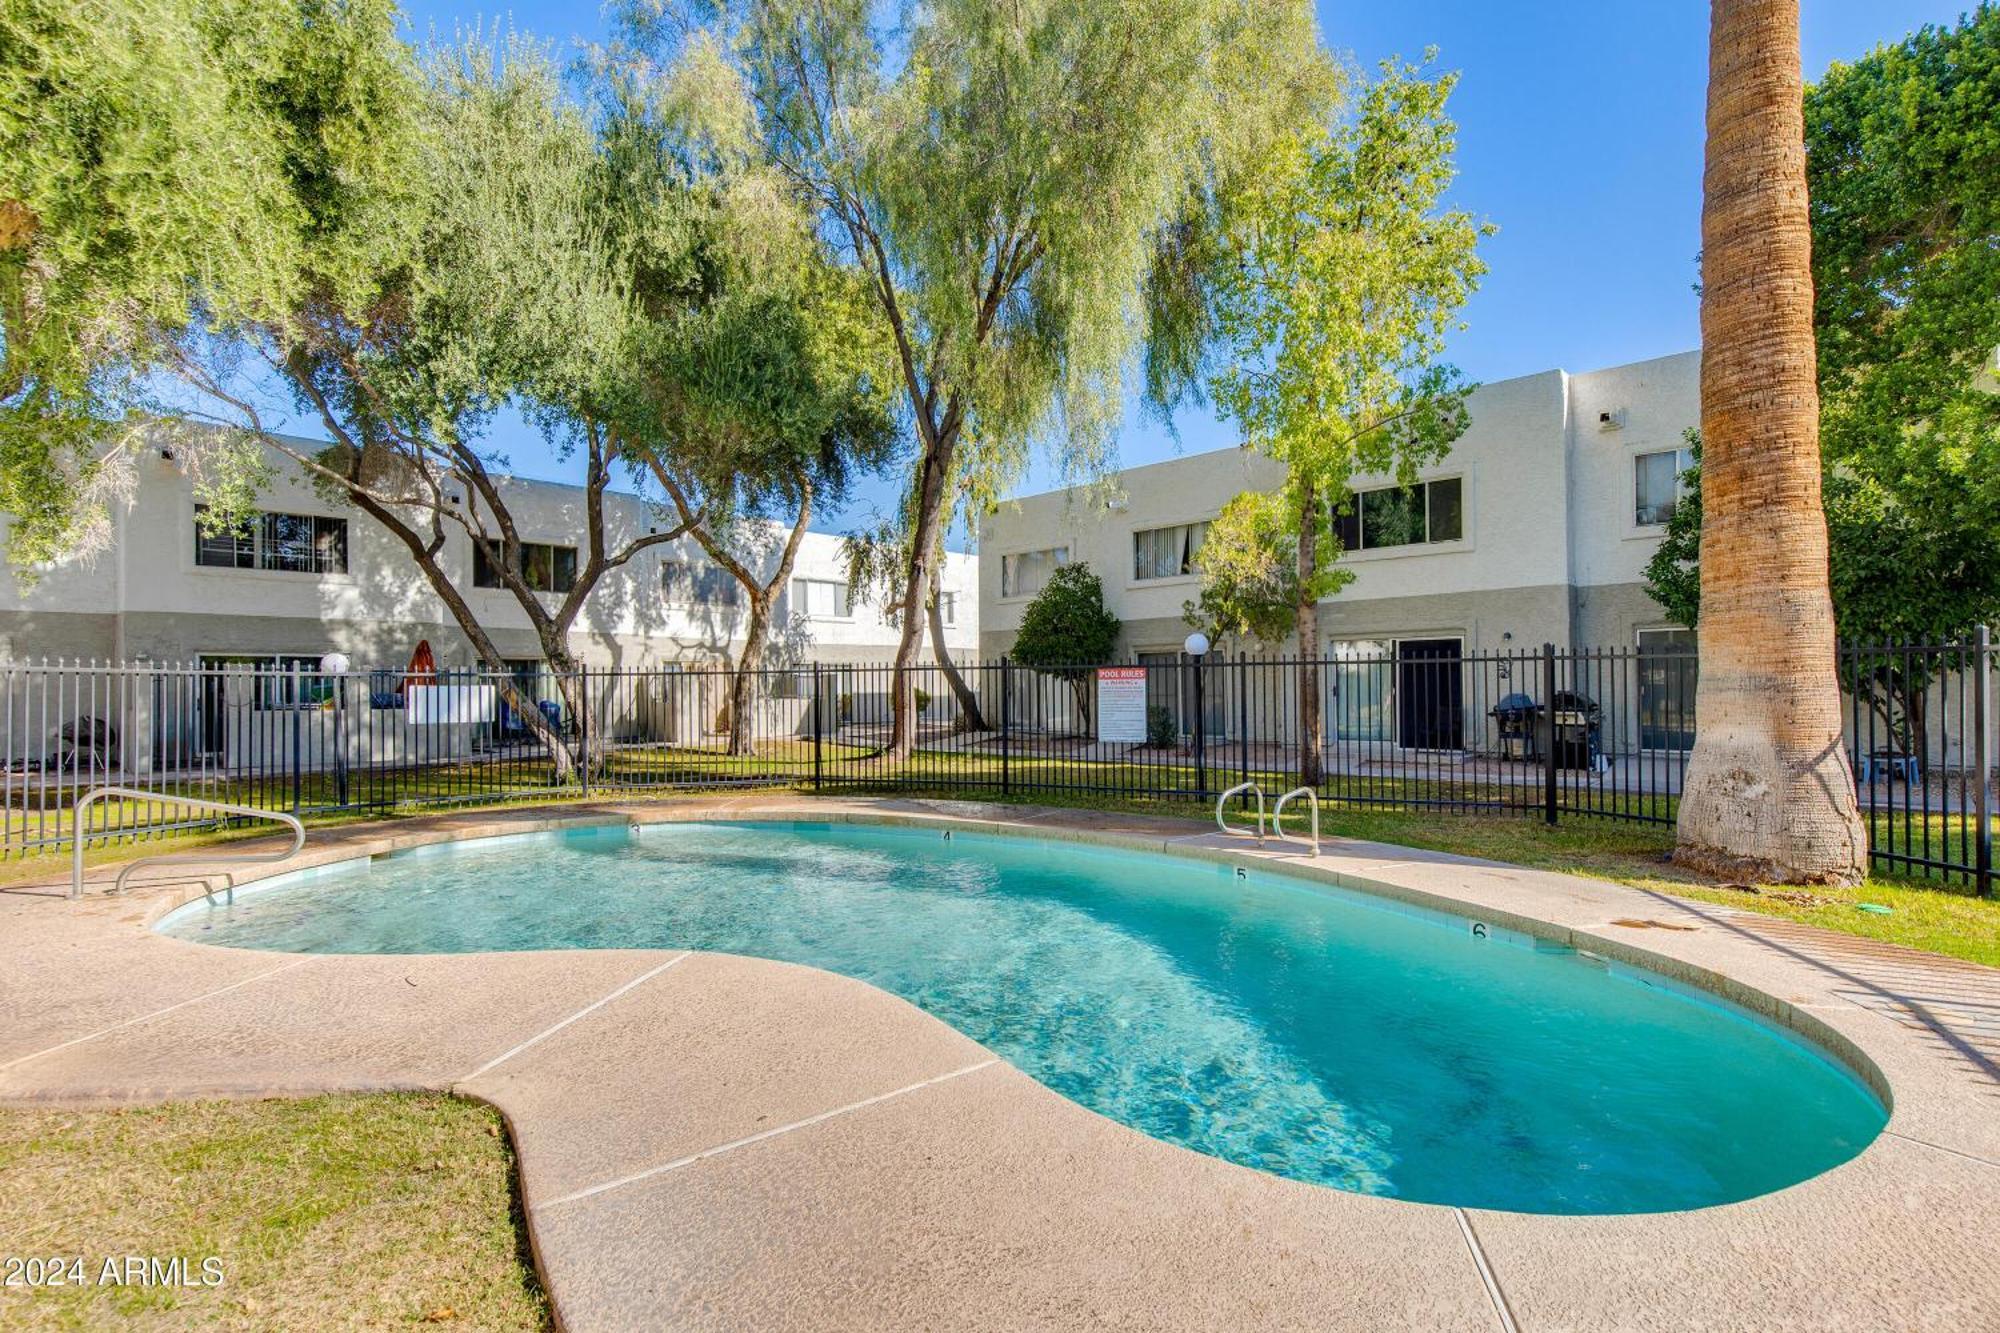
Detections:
[0, 1094, 549, 1331]
[6, 742, 1993, 967]
[978, 786, 2000, 967]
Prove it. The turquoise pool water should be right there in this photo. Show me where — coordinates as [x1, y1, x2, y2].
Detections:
[156, 820, 1885, 1213]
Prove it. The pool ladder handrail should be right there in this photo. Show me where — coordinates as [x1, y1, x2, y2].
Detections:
[71, 786, 306, 901]
[1215, 781, 1267, 842]
[1272, 786, 1320, 857]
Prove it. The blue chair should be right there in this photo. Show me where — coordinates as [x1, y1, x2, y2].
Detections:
[1856, 750, 1920, 785]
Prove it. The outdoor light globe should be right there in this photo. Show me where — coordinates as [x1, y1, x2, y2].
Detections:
[1183, 632, 1211, 658]
[319, 652, 352, 676]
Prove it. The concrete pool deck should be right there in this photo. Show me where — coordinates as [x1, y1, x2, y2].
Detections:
[0, 794, 1995, 1330]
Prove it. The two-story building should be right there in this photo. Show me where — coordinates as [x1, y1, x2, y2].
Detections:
[977, 351, 1702, 752]
[0, 434, 977, 673]
[980, 350, 1698, 663]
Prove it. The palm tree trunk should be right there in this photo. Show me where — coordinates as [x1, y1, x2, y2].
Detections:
[1677, 0, 1866, 883]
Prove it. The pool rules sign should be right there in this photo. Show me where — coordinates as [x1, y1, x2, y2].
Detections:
[1095, 667, 1149, 743]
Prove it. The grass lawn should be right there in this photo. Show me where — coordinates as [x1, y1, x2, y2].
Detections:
[6, 749, 1994, 967]
[0, 1094, 548, 1332]
[1323, 805, 2000, 969]
[955, 787, 2000, 969]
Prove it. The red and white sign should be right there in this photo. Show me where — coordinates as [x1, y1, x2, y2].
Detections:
[1096, 666, 1149, 743]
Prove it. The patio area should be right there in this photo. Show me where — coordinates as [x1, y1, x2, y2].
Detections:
[2, 796, 1997, 1330]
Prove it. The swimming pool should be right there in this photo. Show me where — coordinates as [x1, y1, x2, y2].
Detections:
[156, 819, 1885, 1214]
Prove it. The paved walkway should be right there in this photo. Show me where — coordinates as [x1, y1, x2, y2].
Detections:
[3, 796, 1998, 1330]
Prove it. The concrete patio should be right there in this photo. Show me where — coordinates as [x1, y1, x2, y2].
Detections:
[2, 795, 1997, 1330]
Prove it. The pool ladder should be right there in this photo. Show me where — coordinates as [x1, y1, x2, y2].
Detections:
[71, 786, 307, 901]
[1215, 782, 1319, 857]
[1272, 787, 1320, 857]
[1215, 781, 1267, 842]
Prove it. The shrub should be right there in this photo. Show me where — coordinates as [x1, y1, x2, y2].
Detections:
[1011, 563, 1122, 731]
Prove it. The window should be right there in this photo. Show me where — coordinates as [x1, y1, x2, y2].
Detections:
[1132, 521, 1209, 581]
[199, 653, 337, 710]
[474, 541, 578, 593]
[1637, 628, 1698, 751]
[502, 658, 549, 701]
[1000, 546, 1069, 598]
[1635, 448, 1694, 526]
[661, 560, 742, 608]
[937, 591, 957, 626]
[1332, 477, 1464, 552]
[194, 507, 347, 574]
[792, 577, 851, 619]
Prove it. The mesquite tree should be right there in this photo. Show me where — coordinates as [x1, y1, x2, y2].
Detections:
[1189, 55, 1489, 786]
[166, 35, 710, 781]
[636, 273, 897, 756]
[594, 61, 899, 757]
[617, 0, 1334, 758]
[0, 0, 409, 566]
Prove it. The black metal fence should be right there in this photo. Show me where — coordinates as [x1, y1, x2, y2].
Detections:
[5, 634, 1992, 893]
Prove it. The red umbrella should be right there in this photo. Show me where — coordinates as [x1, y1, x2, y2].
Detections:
[401, 639, 437, 693]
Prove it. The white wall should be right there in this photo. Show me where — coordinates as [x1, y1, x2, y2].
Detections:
[979, 361, 1626, 653]
[979, 447, 1289, 650]
[1563, 350, 1702, 598]
[0, 433, 976, 665]
[1335, 368, 1572, 602]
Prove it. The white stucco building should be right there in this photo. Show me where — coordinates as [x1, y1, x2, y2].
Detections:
[0, 434, 977, 673]
[981, 350, 1699, 660]
[978, 351, 1702, 749]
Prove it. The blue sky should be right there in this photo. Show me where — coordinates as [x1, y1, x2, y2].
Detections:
[389, 0, 1973, 542]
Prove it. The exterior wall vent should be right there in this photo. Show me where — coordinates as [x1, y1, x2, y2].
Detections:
[1596, 408, 1625, 432]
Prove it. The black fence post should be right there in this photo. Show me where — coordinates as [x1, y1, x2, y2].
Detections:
[1237, 651, 1249, 796]
[1000, 656, 1012, 798]
[289, 662, 302, 814]
[333, 671, 350, 808]
[1542, 642, 1558, 827]
[811, 660, 823, 792]
[1978, 624, 1993, 899]
[1192, 652, 1208, 803]
[578, 664, 591, 799]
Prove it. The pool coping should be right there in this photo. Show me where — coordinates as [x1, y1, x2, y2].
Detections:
[4, 794, 1998, 1331]
[144, 805, 1894, 1115]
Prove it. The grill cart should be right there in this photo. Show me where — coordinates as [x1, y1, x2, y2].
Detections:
[1489, 693, 1541, 761]
[1539, 690, 1604, 771]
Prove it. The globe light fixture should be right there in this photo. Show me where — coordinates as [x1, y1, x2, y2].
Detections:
[1183, 631, 1210, 659]
[319, 651, 352, 675]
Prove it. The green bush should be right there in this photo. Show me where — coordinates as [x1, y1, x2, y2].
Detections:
[1146, 705, 1178, 748]
[1011, 563, 1122, 731]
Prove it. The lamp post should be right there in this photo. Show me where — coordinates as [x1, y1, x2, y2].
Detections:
[1184, 631, 1210, 802]
[320, 651, 351, 808]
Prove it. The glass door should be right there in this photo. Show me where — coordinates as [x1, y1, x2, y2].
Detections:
[1329, 641, 1394, 741]
[1637, 628, 1697, 751]
[1396, 638, 1465, 751]
[1136, 653, 1227, 741]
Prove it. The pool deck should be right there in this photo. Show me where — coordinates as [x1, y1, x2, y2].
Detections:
[1, 794, 1996, 1331]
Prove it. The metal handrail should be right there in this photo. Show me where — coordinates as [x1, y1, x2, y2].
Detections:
[71, 786, 306, 901]
[1272, 786, 1320, 857]
[1215, 781, 1266, 841]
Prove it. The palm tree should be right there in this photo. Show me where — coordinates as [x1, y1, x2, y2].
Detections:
[1677, 0, 1867, 883]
